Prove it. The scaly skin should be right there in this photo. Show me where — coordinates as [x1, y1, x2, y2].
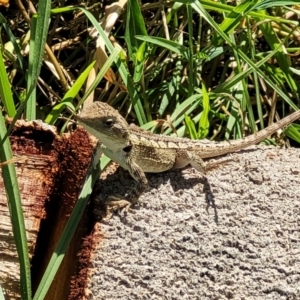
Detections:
[77, 102, 300, 209]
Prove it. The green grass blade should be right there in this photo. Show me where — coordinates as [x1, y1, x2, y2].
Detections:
[214, 46, 278, 93]
[0, 49, 16, 117]
[185, 115, 197, 139]
[50, 6, 145, 124]
[141, 94, 201, 135]
[135, 35, 188, 56]
[0, 112, 31, 299]
[158, 76, 177, 116]
[26, 0, 52, 120]
[253, 1, 300, 10]
[186, 4, 194, 97]
[285, 124, 300, 143]
[100, 155, 111, 170]
[191, 0, 298, 111]
[77, 7, 146, 125]
[0, 285, 5, 300]
[198, 0, 298, 25]
[33, 163, 101, 300]
[213, 0, 255, 46]
[198, 83, 210, 139]
[257, 18, 298, 97]
[290, 67, 300, 75]
[0, 13, 24, 72]
[125, 0, 148, 59]
[45, 61, 96, 124]
[163, 95, 201, 136]
[78, 48, 121, 107]
[133, 41, 147, 83]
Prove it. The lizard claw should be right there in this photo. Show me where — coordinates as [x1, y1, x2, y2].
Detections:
[105, 195, 133, 216]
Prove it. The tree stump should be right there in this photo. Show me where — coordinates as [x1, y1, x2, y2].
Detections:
[0, 120, 97, 299]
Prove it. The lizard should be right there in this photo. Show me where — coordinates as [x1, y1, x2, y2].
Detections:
[76, 101, 300, 209]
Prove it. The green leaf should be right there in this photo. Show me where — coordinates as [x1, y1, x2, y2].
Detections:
[289, 67, 300, 75]
[158, 77, 177, 116]
[253, 1, 300, 10]
[0, 111, 31, 299]
[76, 7, 146, 125]
[194, 0, 298, 25]
[26, 0, 52, 120]
[194, 51, 210, 60]
[185, 115, 197, 139]
[0, 49, 16, 117]
[135, 35, 189, 57]
[0, 285, 5, 300]
[125, 0, 148, 59]
[163, 95, 201, 137]
[77, 48, 121, 108]
[133, 41, 147, 83]
[257, 13, 298, 97]
[100, 155, 111, 170]
[213, 0, 256, 46]
[285, 124, 300, 143]
[0, 13, 24, 72]
[33, 162, 101, 300]
[45, 61, 96, 124]
[198, 83, 210, 138]
[191, 0, 298, 112]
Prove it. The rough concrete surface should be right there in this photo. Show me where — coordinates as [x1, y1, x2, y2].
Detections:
[89, 146, 300, 300]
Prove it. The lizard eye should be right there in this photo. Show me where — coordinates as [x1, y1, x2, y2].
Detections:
[104, 119, 114, 127]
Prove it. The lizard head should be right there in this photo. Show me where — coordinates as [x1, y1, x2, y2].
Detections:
[76, 102, 131, 151]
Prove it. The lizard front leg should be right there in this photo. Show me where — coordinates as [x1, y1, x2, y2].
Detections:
[102, 146, 148, 210]
[92, 141, 103, 169]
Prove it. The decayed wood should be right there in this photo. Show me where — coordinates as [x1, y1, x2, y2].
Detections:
[0, 154, 55, 299]
[0, 120, 98, 299]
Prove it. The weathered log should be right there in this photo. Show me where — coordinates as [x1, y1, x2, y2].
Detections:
[0, 120, 97, 299]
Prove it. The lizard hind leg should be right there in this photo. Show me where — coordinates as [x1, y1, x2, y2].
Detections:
[174, 150, 207, 173]
[176, 151, 235, 174]
[188, 155, 207, 173]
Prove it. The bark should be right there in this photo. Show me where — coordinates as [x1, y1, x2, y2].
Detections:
[0, 120, 97, 299]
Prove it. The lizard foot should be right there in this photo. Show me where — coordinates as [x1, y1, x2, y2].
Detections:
[205, 155, 238, 172]
[105, 195, 134, 217]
